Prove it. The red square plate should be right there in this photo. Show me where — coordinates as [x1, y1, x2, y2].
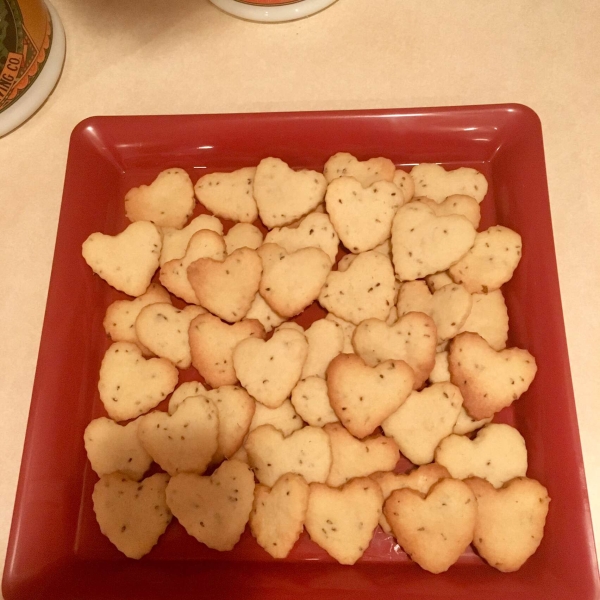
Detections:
[3, 105, 599, 600]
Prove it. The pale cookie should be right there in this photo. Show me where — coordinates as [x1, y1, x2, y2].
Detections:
[125, 168, 195, 228]
[254, 157, 327, 228]
[250, 399, 304, 436]
[351, 313, 437, 389]
[373, 238, 392, 259]
[245, 293, 286, 333]
[245, 424, 332, 486]
[393, 169, 415, 201]
[230, 445, 249, 465]
[291, 376, 338, 427]
[449, 226, 522, 293]
[276, 321, 305, 333]
[189, 313, 266, 388]
[381, 383, 464, 465]
[391, 201, 476, 281]
[411, 163, 488, 203]
[264, 212, 340, 264]
[84, 417, 152, 481]
[336, 253, 357, 272]
[138, 396, 219, 476]
[93, 472, 171, 559]
[159, 229, 226, 303]
[325, 423, 399, 487]
[324, 152, 395, 187]
[426, 271, 454, 291]
[428, 351, 450, 383]
[458, 289, 509, 350]
[326, 354, 414, 438]
[82, 221, 161, 297]
[258, 244, 332, 318]
[195, 167, 258, 223]
[187, 247, 262, 323]
[166, 460, 255, 551]
[166, 381, 207, 414]
[103, 283, 172, 355]
[384, 478, 476, 574]
[135, 304, 205, 369]
[325, 177, 403, 253]
[250, 473, 310, 559]
[466, 476, 550, 572]
[397, 280, 472, 343]
[453, 407, 492, 435]
[301, 318, 344, 379]
[371, 464, 450, 534]
[448, 332, 537, 419]
[305, 478, 383, 565]
[319, 250, 396, 325]
[386, 304, 398, 326]
[435, 423, 528, 488]
[325, 313, 356, 354]
[160, 214, 223, 266]
[224, 223, 263, 254]
[233, 328, 308, 408]
[98, 342, 178, 421]
[417, 194, 481, 228]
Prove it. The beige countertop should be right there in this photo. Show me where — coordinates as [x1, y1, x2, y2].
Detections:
[1, 0, 598, 588]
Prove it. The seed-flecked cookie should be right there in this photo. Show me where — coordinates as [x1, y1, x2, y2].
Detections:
[325, 177, 403, 253]
[264, 212, 340, 264]
[224, 222, 263, 254]
[189, 313, 266, 388]
[305, 477, 383, 565]
[448, 332, 537, 419]
[324, 152, 395, 187]
[449, 226, 522, 293]
[411, 163, 488, 203]
[84, 417, 152, 481]
[325, 423, 399, 487]
[82, 221, 162, 297]
[384, 478, 476, 573]
[258, 244, 332, 318]
[425, 270, 454, 291]
[301, 318, 344, 379]
[160, 214, 223, 266]
[326, 353, 414, 438]
[138, 396, 219, 476]
[194, 166, 258, 223]
[465, 476, 550, 572]
[93, 472, 172, 559]
[393, 169, 415, 201]
[250, 473, 310, 559]
[249, 399, 304, 436]
[453, 407, 492, 435]
[391, 201, 476, 281]
[245, 293, 286, 333]
[254, 157, 327, 228]
[351, 313, 437, 389]
[233, 328, 308, 408]
[435, 423, 528, 488]
[319, 250, 396, 325]
[166, 381, 207, 414]
[103, 283, 172, 355]
[458, 289, 509, 350]
[381, 383, 463, 465]
[291, 376, 338, 427]
[166, 460, 255, 551]
[98, 342, 179, 421]
[245, 424, 332, 486]
[125, 168, 195, 228]
[325, 313, 356, 354]
[417, 194, 481, 228]
[187, 247, 262, 323]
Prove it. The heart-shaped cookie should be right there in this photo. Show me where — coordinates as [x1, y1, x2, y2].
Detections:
[250, 473, 310, 559]
[393, 169, 415, 201]
[291, 376, 339, 427]
[166, 460, 255, 551]
[138, 396, 219, 476]
[458, 289, 509, 351]
[417, 194, 481, 228]
[305, 478, 383, 565]
[411, 163, 488, 203]
[435, 423, 528, 488]
[326, 354, 414, 438]
[324, 152, 396, 187]
[325, 313, 356, 353]
[448, 332, 537, 419]
[254, 157, 327, 228]
[352, 313, 437, 389]
[391, 201, 476, 281]
[166, 381, 207, 413]
[82, 221, 162, 297]
[92, 472, 172, 559]
[187, 247, 262, 323]
[301, 318, 344, 379]
[98, 342, 179, 421]
[453, 406, 492, 435]
[245, 424, 332, 487]
[249, 399, 304, 437]
[160, 214, 223, 266]
[381, 382, 464, 465]
[258, 244, 332, 318]
[319, 250, 396, 325]
[326, 177, 403, 253]
[384, 478, 476, 573]
[233, 328, 308, 408]
[465, 476, 550, 572]
[224, 223, 264, 254]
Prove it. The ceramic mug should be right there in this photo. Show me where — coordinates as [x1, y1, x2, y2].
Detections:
[209, 0, 338, 23]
